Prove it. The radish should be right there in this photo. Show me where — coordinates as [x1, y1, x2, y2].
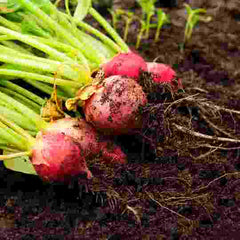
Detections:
[101, 52, 147, 79]
[0, 114, 126, 183]
[31, 118, 127, 182]
[43, 117, 100, 158]
[83, 75, 148, 135]
[43, 117, 127, 164]
[146, 62, 183, 91]
[31, 131, 93, 182]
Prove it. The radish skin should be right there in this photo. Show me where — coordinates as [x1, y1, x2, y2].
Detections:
[147, 62, 176, 83]
[101, 52, 147, 79]
[42, 117, 127, 164]
[31, 131, 92, 182]
[83, 76, 148, 135]
[147, 62, 183, 91]
[30, 117, 127, 183]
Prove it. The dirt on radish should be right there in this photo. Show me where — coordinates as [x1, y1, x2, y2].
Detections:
[83, 75, 148, 135]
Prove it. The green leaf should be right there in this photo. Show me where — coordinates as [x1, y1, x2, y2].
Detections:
[194, 9, 206, 14]
[137, 0, 156, 15]
[6, 0, 22, 11]
[21, 18, 52, 38]
[3, 150, 37, 175]
[3, 0, 52, 22]
[73, 0, 92, 21]
[184, 3, 192, 16]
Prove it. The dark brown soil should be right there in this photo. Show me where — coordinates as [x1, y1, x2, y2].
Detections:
[1, 1, 240, 239]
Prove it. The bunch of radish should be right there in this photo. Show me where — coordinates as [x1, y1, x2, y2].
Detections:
[0, 114, 127, 183]
[0, 87, 126, 183]
[0, 50, 183, 184]
[74, 51, 183, 135]
[0, 0, 183, 184]
[31, 117, 127, 182]
[30, 51, 182, 182]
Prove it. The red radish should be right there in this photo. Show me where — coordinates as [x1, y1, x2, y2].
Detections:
[146, 62, 183, 91]
[99, 141, 126, 164]
[83, 75, 148, 135]
[29, 117, 127, 183]
[147, 62, 176, 83]
[101, 52, 147, 79]
[43, 117, 100, 158]
[43, 117, 127, 164]
[31, 131, 93, 182]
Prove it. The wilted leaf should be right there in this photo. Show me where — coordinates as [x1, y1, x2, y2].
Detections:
[3, 150, 37, 175]
[77, 84, 97, 100]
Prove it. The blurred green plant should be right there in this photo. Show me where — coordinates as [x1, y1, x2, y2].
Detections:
[154, 8, 170, 42]
[137, 0, 156, 39]
[135, 19, 146, 49]
[108, 9, 134, 42]
[183, 3, 212, 45]
[109, 4, 170, 49]
[108, 8, 119, 30]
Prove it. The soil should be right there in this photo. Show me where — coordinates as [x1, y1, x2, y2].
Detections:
[1, 0, 240, 239]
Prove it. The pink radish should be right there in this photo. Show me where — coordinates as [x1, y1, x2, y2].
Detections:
[43, 117, 127, 164]
[31, 131, 93, 182]
[83, 75, 148, 135]
[101, 52, 147, 79]
[30, 117, 127, 183]
[146, 62, 183, 91]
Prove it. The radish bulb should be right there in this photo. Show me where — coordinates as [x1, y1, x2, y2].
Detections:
[146, 62, 183, 91]
[31, 131, 93, 182]
[101, 52, 147, 79]
[43, 117, 127, 164]
[1, 116, 126, 183]
[83, 75, 148, 135]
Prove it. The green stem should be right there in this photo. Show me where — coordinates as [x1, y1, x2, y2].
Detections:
[0, 26, 73, 62]
[0, 87, 41, 113]
[32, 36, 90, 67]
[27, 130, 38, 136]
[0, 52, 84, 81]
[71, 15, 121, 53]
[56, 85, 76, 98]
[0, 15, 22, 32]
[88, 7, 129, 53]
[145, 13, 152, 39]
[0, 35, 14, 41]
[0, 80, 45, 106]
[136, 28, 144, 49]
[72, 26, 115, 60]
[0, 114, 36, 148]
[0, 44, 50, 63]
[0, 151, 32, 160]
[123, 17, 132, 42]
[65, 0, 71, 16]
[22, 79, 73, 100]
[16, 0, 103, 64]
[135, 19, 146, 49]
[1, 40, 34, 55]
[0, 105, 38, 132]
[0, 122, 29, 151]
[0, 145, 20, 152]
[154, 18, 165, 42]
[55, 10, 106, 63]
[0, 69, 82, 88]
[0, 91, 47, 131]
[108, 9, 117, 30]
[184, 13, 193, 44]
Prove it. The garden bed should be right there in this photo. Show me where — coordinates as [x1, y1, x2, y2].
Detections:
[1, 0, 240, 239]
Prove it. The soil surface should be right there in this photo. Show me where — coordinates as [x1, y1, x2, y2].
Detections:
[1, 1, 240, 239]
